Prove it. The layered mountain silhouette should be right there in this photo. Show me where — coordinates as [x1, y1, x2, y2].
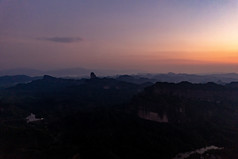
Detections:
[1, 74, 238, 158]
[0, 75, 41, 88]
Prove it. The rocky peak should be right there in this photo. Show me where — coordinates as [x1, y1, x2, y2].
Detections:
[90, 72, 97, 79]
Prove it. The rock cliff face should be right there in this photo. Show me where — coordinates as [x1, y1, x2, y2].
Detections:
[130, 82, 238, 123]
[138, 109, 168, 123]
[144, 81, 238, 101]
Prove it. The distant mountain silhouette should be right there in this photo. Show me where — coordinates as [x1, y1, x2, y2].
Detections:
[0, 68, 139, 77]
[116, 74, 155, 84]
[0, 75, 41, 88]
[134, 73, 238, 84]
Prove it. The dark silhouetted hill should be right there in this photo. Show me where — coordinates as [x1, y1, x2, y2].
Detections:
[0, 75, 41, 88]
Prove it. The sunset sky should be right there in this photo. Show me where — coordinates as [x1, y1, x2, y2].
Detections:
[1, 0, 238, 73]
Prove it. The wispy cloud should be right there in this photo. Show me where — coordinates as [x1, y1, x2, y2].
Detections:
[37, 37, 83, 43]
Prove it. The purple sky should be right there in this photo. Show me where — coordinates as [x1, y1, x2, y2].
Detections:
[1, 0, 238, 73]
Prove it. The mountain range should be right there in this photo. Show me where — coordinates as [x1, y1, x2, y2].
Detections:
[1, 73, 238, 158]
[1, 68, 238, 84]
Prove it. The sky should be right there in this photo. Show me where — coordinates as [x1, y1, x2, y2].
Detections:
[0, 0, 238, 73]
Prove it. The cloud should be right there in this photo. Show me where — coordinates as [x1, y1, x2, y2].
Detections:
[37, 37, 83, 43]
